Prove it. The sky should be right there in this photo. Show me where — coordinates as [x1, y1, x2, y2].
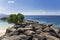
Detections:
[0, 0, 60, 15]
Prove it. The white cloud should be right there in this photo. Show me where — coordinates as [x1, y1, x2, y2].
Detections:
[0, 7, 17, 15]
[0, 7, 60, 15]
[0, 7, 6, 13]
[20, 10, 60, 15]
[0, 7, 12, 15]
[8, 0, 15, 4]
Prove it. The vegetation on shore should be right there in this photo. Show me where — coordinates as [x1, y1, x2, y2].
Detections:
[7, 13, 24, 25]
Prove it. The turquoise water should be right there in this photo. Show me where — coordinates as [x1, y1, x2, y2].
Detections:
[0, 20, 14, 28]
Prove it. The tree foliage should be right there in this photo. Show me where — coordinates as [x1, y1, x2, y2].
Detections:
[7, 13, 24, 25]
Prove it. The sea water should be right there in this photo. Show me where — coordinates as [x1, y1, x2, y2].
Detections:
[0, 15, 60, 28]
[0, 20, 14, 28]
[25, 15, 60, 27]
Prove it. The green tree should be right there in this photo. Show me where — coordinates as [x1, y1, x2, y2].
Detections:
[17, 13, 24, 24]
[7, 13, 24, 25]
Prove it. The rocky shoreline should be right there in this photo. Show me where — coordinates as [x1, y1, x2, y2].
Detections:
[0, 20, 60, 40]
[0, 17, 8, 20]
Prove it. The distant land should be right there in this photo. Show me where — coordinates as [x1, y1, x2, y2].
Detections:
[0, 14, 8, 18]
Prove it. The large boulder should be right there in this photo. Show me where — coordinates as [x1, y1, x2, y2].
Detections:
[40, 32, 60, 40]
[6, 27, 16, 33]
[5, 27, 19, 36]
[32, 34, 47, 40]
[51, 26, 59, 33]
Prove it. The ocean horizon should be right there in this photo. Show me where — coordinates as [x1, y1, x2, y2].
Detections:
[0, 15, 60, 28]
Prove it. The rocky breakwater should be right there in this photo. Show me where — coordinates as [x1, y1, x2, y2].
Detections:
[0, 20, 60, 40]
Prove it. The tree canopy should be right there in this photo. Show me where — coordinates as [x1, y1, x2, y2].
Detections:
[7, 13, 24, 25]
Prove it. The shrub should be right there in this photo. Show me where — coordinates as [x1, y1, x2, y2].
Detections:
[7, 13, 24, 25]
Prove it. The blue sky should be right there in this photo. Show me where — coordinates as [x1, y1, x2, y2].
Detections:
[0, 0, 60, 15]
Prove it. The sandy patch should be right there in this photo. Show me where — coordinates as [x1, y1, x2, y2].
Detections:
[0, 28, 7, 37]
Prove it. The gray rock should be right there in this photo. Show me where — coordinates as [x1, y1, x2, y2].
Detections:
[24, 30, 35, 36]
[2, 35, 27, 40]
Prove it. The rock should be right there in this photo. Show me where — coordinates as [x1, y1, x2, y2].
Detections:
[57, 34, 60, 38]
[5, 28, 18, 36]
[24, 30, 35, 36]
[45, 35, 60, 40]
[48, 28, 57, 37]
[48, 24, 53, 27]
[32, 38, 39, 40]
[32, 34, 47, 40]
[6, 30, 19, 36]
[2, 35, 27, 40]
[0, 36, 5, 40]
[35, 29, 42, 34]
[6, 28, 16, 33]
[13, 25, 21, 29]
[40, 32, 60, 40]
[51, 26, 59, 33]
[43, 27, 50, 32]
[17, 28, 33, 34]
[2, 35, 34, 40]
[25, 24, 33, 28]
[42, 26, 60, 38]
